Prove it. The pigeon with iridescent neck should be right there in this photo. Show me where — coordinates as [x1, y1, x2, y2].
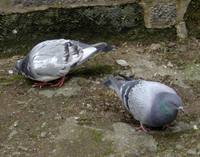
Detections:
[15, 39, 112, 88]
[104, 76, 184, 132]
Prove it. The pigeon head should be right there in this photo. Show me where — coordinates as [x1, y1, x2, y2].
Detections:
[15, 59, 23, 73]
[149, 92, 183, 127]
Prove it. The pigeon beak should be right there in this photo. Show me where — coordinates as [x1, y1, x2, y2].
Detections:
[178, 106, 185, 113]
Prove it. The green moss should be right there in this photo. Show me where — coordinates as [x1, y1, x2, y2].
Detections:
[91, 129, 103, 143]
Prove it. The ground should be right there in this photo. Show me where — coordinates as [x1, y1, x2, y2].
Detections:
[0, 39, 200, 157]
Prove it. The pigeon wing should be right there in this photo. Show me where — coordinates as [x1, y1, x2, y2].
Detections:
[27, 39, 83, 81]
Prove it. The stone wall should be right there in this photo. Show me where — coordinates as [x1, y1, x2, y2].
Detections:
[184, 0, 200, 39]
[0, 3, 145, 56]
[0, 0, 194, 40]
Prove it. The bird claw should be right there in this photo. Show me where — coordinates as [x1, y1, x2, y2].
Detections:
[32, 77, 65, 88]
[50, 77, 65, 88]
[136, 123, 150, 132]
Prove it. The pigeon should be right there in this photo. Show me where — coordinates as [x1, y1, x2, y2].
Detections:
[104, 75, 184, 132]
[15, 39, 112, 88]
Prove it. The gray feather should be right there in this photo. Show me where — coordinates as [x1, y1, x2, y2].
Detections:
[104, 76, 183, 128]
[16, 39, 112, 82]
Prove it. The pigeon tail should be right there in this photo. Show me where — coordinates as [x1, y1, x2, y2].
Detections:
[92, 42, 113, 52]
[77, 42, 112, 65]
[104, 76, 124, 97]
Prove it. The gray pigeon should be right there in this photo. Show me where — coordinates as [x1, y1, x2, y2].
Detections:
[104, 76, 184, 132]
[15, 39, 112, 87]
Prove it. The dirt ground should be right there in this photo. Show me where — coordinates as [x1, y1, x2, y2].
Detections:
[0, 39, 200, 157]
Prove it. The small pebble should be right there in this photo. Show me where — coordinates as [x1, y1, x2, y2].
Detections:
[14, 121, 19, 127]
[193, 125, 198, 130]
[8, 70, 14, 75]
[40, 132, 47, 138]
[167, 61, 173, 68]
[74, 117, 79, 120]
[116, 59, 129, 67]
[12, 29, 18, 34]
[41, 122, 47, 128]
[149, 43, 161, 51]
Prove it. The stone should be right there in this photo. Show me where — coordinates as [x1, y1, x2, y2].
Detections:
[140, 0, 176, 28]
[54, 117, 112, 157]
[176, 21, 188, 39]
[193, 125, 198, 130]
[167, 61, 173, 68]
[105, 122, 157, 156]
[149, 43, 162, 51]
[40, 131, 47, 138]
[8, 70, 14, 75]
[116, 59, 129, 67]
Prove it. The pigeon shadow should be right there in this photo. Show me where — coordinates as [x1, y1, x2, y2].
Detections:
[69, 64, 117, 78]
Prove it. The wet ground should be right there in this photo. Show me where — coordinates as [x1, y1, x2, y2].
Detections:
[0, 39, 200, 157]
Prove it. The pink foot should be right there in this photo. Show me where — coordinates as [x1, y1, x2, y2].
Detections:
[50, 77, 65, 88]
[136, 123, 150, 132]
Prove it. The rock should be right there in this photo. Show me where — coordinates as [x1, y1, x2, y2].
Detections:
[176, 21, 188, 39]
[168, 42, 176, 47]
[193, 125, 198, 130]
[8, 70, 14, 75]
[167, 61, 173, 68]
[40, 131, 47, 138]
[12, 29, 18, 34]
[41, 122, 47, 128]
[149, 43, 161, 51]
[54, 117, 112, 157]
[105, 122, 157, 156]
[116, 59, 129, 67]
[13, 121, 19, 127]
[119, 70, 133, 78]
[140, 1, 176, 28]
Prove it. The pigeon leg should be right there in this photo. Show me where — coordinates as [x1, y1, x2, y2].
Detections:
[136, 123, 150, 132]
[32, 82, 50, 88]
[50, 76, 65, 87]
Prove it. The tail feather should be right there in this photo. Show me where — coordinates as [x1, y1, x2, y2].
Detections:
[92, 42, 113, 52]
